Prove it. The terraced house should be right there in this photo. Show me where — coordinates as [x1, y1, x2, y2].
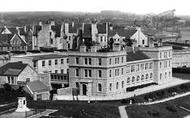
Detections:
[68, 44, 172, 97]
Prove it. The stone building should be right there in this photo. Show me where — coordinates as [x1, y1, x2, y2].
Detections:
[0, 62, 39, 85]
[10, 52, 69, 89]
[68, 44, 172, 97]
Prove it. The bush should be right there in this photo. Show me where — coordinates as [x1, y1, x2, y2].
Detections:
[166, 105, 177, 112]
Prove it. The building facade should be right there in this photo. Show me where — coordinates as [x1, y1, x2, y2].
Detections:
[69, 45, 172, 97]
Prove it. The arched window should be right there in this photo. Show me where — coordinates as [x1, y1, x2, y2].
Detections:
[150, 73, 153, 79]
[141, 75, 144, 81]
[146, 74, 148, 80]
[109, 83, 112, 91]
[137, 75, 140, 82]
[132, 76, 135, 82]
[127, 77, 130, 83]
[98, 83, 102, 92]
[122, 81, 124, 88]
[116, 82, 119, 89]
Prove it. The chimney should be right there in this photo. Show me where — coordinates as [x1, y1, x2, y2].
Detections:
[113, 43, 121, 52]
[39, 21, 42, 26]
[72, 22, 74, 27]
[91, 45, 97, 52]
[80, 45, 87, 52]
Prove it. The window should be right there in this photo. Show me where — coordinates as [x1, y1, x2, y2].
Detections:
[98, 58, 102, 65]
[85, 70, 88, 77]
[88, 70, 92, 77]
[49, 60, 51, 66]
[33, 61, 37, 67]
[131, 65, 135, 72]
[150, 73, 153, 79]
[160, 73, 162, 80]
[132, 76, 135, 83]
[149, 62, 153, 69]
[121, 68, 124, 75]
[55, 59, 58, 65]
[169, 72, 171, 77]
[26, 78, 30, 82]
[142, 40, 145, 44]
[61, 59, 64, 64]
[98, 70, 102, 77]
[126, 66, 130, 73]
[160, 52, 162, 58]
[49, 32, 52, 36]
[137, 75, 140, 82]
[115, 69, 119, 76]
[122, 81, 124, 88]
[116, 82, 119, 89]
[141, 75, 144, 81]
[61, 69, 64, 74]
[127, 77, 130, 83]
[169, 61, 170, 67]
[109, 58, 112, 65]
[160, 62, 162, 68]
[140, 64, 144, 70]
[89, 58, 91, 65]
[7, 76, 10, 83]
[76, 57, 79, 64]
[109, 83, 112, 91]
[146, 74, 148, 80]
[55, 70, 58, 73]
[121, 57, 124, 63]
[85, 58, 88, 65]
[42, 61, 45, 67]
[165, 72, 167, 79]
[50, 38, 53, 44]
[109, 70, 112, 77]
[67, 58, 69, 63]
[145, 63, 149, 70]
[100, 36, 103, 42]
[136, 64, 139, 72]
[98, 83, 102, 92]
[76, 69, 79, 76]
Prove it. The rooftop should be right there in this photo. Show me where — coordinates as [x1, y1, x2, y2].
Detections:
[127, 51, 150, 62]
[0, 62, 28, 76]
[26, 80, 50, 93]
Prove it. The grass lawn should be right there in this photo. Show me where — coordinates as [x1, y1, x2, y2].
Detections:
[126, 94, 190, 118]
[28, 100, 120, 118]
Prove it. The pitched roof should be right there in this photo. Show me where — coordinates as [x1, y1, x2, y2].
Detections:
[0, 62, 28, 76]
[127, 51, 150, 62]
[0, 33, 27, 47]
[108, 27, 137, 39]
[69, 23, 82, 33]
[97, 23, 107, 34]
[26, 80, 50, 93]
[83, 24, 92, 38]
[51, 25, 62, 37]
[0, 34, 14, 46]
[26, 54, 65, 61]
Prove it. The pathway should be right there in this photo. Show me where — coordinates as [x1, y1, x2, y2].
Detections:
[28, 109, 57, 118]
[119, 91, 190, 118]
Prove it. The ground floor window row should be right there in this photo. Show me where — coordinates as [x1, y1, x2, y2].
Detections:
[160, 71, 172, 80]
[109, 73, 153, 91]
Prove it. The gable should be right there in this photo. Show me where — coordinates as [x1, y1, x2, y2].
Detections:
[10, 34, 27, 46]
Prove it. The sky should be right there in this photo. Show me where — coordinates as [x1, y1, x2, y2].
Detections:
[0, 0, 189, 15]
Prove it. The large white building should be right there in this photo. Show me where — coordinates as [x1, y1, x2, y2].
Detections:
[68, 44, 172, 97]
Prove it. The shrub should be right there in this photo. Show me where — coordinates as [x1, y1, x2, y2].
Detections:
[166, 105, 177, 112]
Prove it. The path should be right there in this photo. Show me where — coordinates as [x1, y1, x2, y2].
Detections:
[119, 91, 190, 118]
[28, 109, 57, 118]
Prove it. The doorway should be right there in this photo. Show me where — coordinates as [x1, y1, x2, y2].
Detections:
[82, 84, 87, 95]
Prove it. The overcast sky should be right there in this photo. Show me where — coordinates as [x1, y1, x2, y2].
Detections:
[0, 0, 189, 15]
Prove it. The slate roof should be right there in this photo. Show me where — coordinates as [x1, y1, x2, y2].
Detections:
[26, 54, 65, 61]
[97, 23, 107, 34]
[69, 23, 82, 33]
[51, 25, 62, 37]
[127, 51, 150, 62]
[0, 62, 28, 76]
[26, 80, 50, 93]
[108, 27, 137, 39]
[0, 34, 14, 46]
[83, 24, 92, 38]
[0, 34, 27, 47]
